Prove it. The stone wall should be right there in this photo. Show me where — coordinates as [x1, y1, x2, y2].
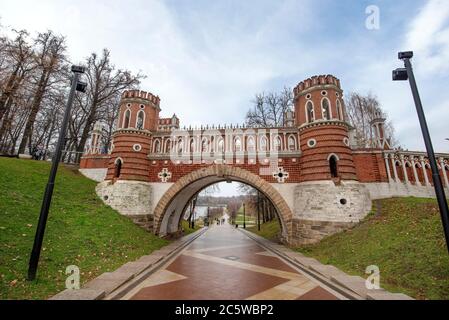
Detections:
[96, 180, 153, 216]
[294, 181, 372, 223]
[361, 182, 442, 199]
[79, 168, 107, 182]
[291, 218, 356, 246]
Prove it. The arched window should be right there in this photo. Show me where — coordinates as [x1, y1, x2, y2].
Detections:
[273, 136, 282, 151]
[201, 138, 209, 152]
[136, 110, 145, 130]
[260, 136, 268, 151]
[123, 109, 131, 129]
[329, 155, 338, 178]
[336, 99, 343, 120]
[114, 158, 122, 178]
[153, 139, 161, 153]
[288, 135, 296, 151]
[247, 136, 256, 152]
[217, 138, 224, 152]
[165, 139, 171, 153]
[322, 98, 331, 120]
[234, 137, 242, 152]
[190, 138, 196, 153]
[177, 138, 183, 154]
[306, 101, 315, 123]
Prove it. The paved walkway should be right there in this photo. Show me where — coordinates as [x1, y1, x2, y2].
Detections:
[120, 224, 344, 300]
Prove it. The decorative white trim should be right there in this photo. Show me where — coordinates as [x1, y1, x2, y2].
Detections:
[114, 157, 124, 165]
[122, 109, 131, 129]
[158, 168, 172, 183]
[307, 138, 317, 148]
[327, 153, 340, 161]
[272, 167, 289, 183]
[321, 97, 332, 120]
[133, 144, 142, 152]
[305, 100, 315, 123]
[336, 99, 343, 120]
[135, 109, 146, 129]
[343, 137, 350, 146]
[153, 139, 161, 153]
[287, 134, 297, 151]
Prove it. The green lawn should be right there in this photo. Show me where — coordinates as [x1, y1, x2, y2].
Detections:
[297, 197, 449, 300]
[181, 219, 201, 235]
[0, 157, 169, 300]
[247, 219, 281, 242]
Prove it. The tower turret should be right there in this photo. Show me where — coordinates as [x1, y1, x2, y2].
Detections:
[87, 121, 103, 154]
[293, 75, 357, 182]
[106, 90, 160, 182]
[370, 111, 391, 149]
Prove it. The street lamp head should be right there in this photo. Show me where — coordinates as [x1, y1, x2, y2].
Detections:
[76, 81, 87, 93]
[71, 65, 86, 74]
[393, 68, 408, 81]
[398, 51, 413, 60]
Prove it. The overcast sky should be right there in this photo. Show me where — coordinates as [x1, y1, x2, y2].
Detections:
[1, 0, 449, 195]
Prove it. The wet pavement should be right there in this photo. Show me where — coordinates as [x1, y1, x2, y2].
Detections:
[121, 224, 342, 300]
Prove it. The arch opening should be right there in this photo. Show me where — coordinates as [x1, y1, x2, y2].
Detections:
[329, 155, 338, 178]
[153, 166, 292, 242]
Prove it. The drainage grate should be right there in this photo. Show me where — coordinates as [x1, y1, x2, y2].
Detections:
[224, 256, 240, 261]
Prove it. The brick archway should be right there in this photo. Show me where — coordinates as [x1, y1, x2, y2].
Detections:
[153, 165, 293, 242]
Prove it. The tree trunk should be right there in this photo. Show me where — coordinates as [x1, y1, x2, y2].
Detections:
[17, 71, 48, 154]
[0, 65, 20, 122]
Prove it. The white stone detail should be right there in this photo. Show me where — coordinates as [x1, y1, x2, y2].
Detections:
[96, 180, 152, 216]
[272, 167, 289, 183]
[158, 168, 172, 182]
[307, 138, 317, 148]
[133, 144, 142, 152]
[79, 168, 107, 182]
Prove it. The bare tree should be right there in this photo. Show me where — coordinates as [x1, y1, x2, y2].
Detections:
[17, 31, 67, 154]
[73, 49, 144, 161]
[345, 92, 397, 148]
[245, 87, 293, 127]
[0, 30, 34, 125]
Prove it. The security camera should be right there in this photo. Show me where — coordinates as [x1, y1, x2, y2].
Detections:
[398, 51, 413, 60]
[392, 68, 408, 81]
[76, 81, 87, 93]
[71, 65, 86, 73]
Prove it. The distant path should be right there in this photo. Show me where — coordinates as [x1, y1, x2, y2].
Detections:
[121, 224, 343, 300]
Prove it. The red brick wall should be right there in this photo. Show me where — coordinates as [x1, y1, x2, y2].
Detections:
[353, 152, 389, 182]
[106, 131, 152, 182]
[145, 157, 302, 183]
[79, 155, 110, 169]
[299, 123, 357, 182]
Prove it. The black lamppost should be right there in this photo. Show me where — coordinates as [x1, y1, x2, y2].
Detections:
[393, 51, 449, 253]
[243, 203, 246, 229]
[257, 191, 261, 231]
[28, 66, 87, 281]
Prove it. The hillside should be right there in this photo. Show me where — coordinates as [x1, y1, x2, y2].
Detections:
[0, 157, 169, 300]
[297, 197, 449, 300]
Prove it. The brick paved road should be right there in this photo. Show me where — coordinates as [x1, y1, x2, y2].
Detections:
[121, 224, 343, 300]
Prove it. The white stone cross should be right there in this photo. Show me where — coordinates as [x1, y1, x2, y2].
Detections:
[158, 168, 172, 183]
[272, 167, 289, 183]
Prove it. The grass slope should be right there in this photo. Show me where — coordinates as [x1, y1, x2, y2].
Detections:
[297, 197, 449, 300]
[181, 219, 201, 235]
[0, 158, 169, 300]
[247, 219, 281, 242]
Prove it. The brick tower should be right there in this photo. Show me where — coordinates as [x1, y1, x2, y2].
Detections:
[105, 90, 160, 182]
[294, 75, 357, 183]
